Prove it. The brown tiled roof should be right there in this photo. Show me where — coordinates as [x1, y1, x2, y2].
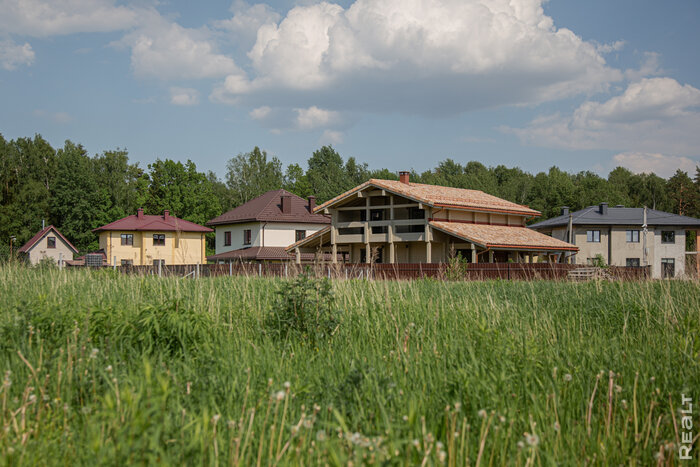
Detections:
[207, 190, 330, 226]
[430, 221, 578, 251]
[18, 225, 79, 254]
[207, 246, 332, 262]
[315, 179, 540, 216]
[93, 211, 212, 233]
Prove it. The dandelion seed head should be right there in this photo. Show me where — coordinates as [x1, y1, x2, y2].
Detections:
[316, 430, 327, 441]
[478, 409, 487, 418]
[283, 381, 291, 389]
[525, 433, 539, 447]
[275, 390, 286, 401]
[564, 374, 573, 382]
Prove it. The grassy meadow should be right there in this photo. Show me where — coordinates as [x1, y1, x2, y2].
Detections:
[0, 264, 698, 465]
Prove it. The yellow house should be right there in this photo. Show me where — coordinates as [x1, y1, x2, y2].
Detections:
[93, 209, 212, 266]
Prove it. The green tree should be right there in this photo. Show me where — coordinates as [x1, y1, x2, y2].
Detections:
[306, 146, 350, 203]
[225, 147, 284, 206]
[283, 163, 312, 198]
[667, 169, 698, 216]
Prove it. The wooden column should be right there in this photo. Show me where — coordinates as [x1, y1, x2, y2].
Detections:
[471, 244, 476, 264]
[488, 250, 494, 263]
[295, 248, 301, 264]
[389, 195, 395, 264]
[365, 195, 370, 262]
[426, 241, 432, 263]
[366, 243, 371, 264]
[331, 209, 338, 264]
[696, 229, 700, 279]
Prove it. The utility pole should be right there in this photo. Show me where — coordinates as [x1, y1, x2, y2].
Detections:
[642, 206, 648, 267]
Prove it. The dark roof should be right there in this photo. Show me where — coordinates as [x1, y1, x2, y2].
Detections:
[17, 225, 79, 254]
[207, 246, 325, 262]
[207, 190, 330, 226]
[93, 211, 212, 233]
[529, 206, 700, 229]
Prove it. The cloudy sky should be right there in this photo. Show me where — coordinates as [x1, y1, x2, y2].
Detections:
[1, 0, 699, 178]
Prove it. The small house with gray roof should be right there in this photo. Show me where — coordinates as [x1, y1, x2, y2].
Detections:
[529, 203, 700, 278]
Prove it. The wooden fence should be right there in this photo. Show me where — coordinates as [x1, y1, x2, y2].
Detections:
[112, 262, 651, 281]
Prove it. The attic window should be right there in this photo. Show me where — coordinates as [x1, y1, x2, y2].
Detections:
[295, 230, 306, 241]
[47, 236, 56, 249]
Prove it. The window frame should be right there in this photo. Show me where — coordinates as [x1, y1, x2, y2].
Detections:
[243, 229, 252, 246]
[120, 259, 133, 266]
[586, 230, 601, 243]
[625, 258, 640, 267]
[625, 230, 639, 243]
[224, 231, 232, 247]
[46, 236, 56, 249]
[295, 230, 306, 242]
[121, 233, 134, 246]
[153, 234, 165, 246]
[661, 231, 675, 244]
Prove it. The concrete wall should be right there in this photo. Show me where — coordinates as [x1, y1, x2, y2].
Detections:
[214, 222, 326, 255]
[99, 231, 205, 266]
[550, 225, 688, 277]
[26, 231, 75, 265]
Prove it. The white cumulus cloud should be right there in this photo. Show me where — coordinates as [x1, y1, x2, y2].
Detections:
[211, 0, 621, 116]
[0, 38, 35, 70]
[295, 106, 342, 130]
[170, 87, 200, 106]
[612, 153, 698, 178]
[509, 78, 700, 156]
[0, 0, 142, 36]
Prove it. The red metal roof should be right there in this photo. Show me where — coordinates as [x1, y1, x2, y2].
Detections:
[315, 179, 540, 217]
[93, 211, 212, 233]
[17, 225, 79, 254]
[207, 190, 330, 226]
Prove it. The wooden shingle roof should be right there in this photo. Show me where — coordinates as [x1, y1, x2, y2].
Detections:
[430, 221, 578, 251]
[315, 179, 540, 216]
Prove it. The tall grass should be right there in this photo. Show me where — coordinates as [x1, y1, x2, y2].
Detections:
[0, 264, 698, 464]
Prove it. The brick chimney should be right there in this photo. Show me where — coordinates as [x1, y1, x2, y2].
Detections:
[281, 195, 291, 214]
[399, 171, 410, 184]
[163, 210, 170, 220]
[560, 206, 569, 216]
[599, 202, 608, 215]
[308, 196, 316, 212]
[137, 207, 144, 220]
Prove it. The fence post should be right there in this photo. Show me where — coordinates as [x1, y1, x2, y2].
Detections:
[259, 263, 262, 277]
[158, 260, 162, 277]
[285, 263, 288, 278]
[113, 256, 117, 271]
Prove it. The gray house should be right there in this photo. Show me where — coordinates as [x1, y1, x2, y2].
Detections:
[529, 203, 700, 278]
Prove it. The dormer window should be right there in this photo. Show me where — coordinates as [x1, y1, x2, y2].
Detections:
[47, 236, 56, 248]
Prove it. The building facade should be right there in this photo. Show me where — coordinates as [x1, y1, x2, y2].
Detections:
[288, 172, 577, 263]
[206, 190, 330, 262]
[529, 203, 700, 278]
[17, 225, 78, 265]
[93, 209, 212, 266]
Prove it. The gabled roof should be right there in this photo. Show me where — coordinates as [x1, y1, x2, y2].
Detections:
[529, 206, 700, 229]
[18, 225, 78, 254]
[430, 221, 578, 251]
[207, 189, 330, 226]
[314, 179, 540, 216]
[93, 212, 212, 233]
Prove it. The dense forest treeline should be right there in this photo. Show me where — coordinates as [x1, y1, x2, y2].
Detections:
[1, 133, 699, 255]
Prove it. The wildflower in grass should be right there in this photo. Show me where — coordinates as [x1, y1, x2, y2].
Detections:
[291, 426, 299, 436]
[212, 414, 221, 424]
[436, 441, 444, 451]
[303, 418, 313, 429]
[615, 384, 622, 393]
[316, 430, 327, 441]
[89, 348, 99, 359]
[564, 374, 572, 382]
[313, 403, 321, 413]
[28, 394, 36, 403]
[554, 422, 560, 432]
[621, 399, 628, 409]
[412, 439, 420, 448]
[478, 409, 487, 418]
[454, 402, 461, 412]
[499, 415, 506, 424]
[81, 406, 91, 415]
[275, 390, 286, 401]
[227, 420, 236, 429]
[525, 433, 539, 447]
[438, 450, 447, 463]
[402, 415, 408, 422]
[284, 381, 291, 389]
[106, 365, 113, 373]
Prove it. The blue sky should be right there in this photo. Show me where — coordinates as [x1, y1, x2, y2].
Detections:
[1, 0, 699, 179]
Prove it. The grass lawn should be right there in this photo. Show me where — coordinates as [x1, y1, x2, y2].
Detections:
[0, 265, 698, 465]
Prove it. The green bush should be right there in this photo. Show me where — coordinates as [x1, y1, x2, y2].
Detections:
[265, 270, 340, 343]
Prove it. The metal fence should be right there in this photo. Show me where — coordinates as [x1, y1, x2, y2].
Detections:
[112, 262, 651, 281]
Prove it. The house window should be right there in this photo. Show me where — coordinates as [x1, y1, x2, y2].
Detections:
[626, 258, 640, 267]
[243, 229, 252, 245]
[47, 236, 56, 248]
[153, 259, 165, 267]
[121, 234, 134, 246]
[295, 230, 306, 242]
[121, 259, 133, 266]
[626, 230, 639, 243]
[224, 231, 231, 246]
[661, 258, 675, 278]
[153, 234, 165, 246]
[586, 230, 601, 242]
[661, 231, 675, 244]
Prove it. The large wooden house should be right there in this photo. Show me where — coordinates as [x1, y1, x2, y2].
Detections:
[287, 172, 577, 264]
